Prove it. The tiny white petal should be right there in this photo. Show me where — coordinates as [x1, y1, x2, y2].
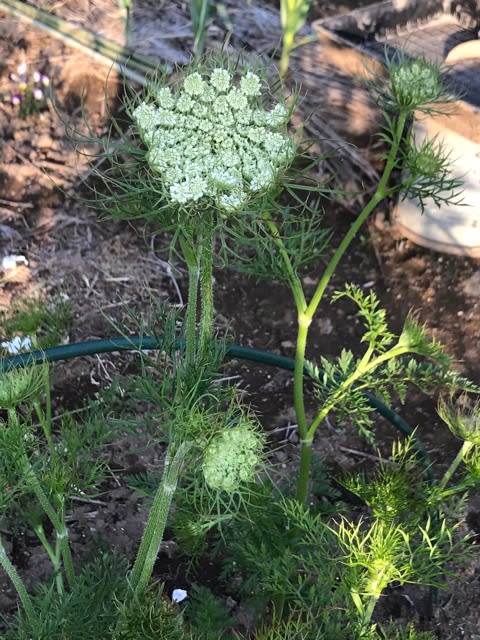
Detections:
[1, 336, 33, 355]
[172, 588, 188, 603]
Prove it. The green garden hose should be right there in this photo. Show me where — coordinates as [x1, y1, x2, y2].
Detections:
[0, 335, 433, 480]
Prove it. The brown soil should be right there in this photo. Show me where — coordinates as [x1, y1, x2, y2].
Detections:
[0, 1, 480, 638]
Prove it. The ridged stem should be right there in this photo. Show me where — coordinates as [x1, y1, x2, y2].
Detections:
[199, 212, 215, 359]
[129, 440, 191, 597]
[180, 233, 199, 368]
[0, 536, 37, 626]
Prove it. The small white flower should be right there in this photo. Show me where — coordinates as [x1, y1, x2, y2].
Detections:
[171, 588, 188, 603]
[1, 336, 33, 355]
[227, 88, 248, 111]
[265, 103, 289, 127]
[217, 191, 247, 212]
[176, 93, 194, 113]
[210, 68, 231, 93]
[202, 420, 264, 493]
[212, 95, 230, 115]
[240, 72, 261, 97]
[155, 87, 174, 109]
[183, 72, 206, 96]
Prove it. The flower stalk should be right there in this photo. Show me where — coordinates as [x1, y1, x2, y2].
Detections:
[129, 441, 192, 597]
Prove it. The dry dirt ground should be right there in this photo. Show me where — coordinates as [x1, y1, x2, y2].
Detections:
[1, 0, 480, 638]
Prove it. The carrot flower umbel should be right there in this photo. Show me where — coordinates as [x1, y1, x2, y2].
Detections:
[132, 67, 294, 214]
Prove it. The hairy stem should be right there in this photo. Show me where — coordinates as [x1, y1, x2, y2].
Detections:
[180, 233, 199, 367]
[199, 211, 215, 359]
[0, 536, 37, 627]
[129, 440, 191, 597]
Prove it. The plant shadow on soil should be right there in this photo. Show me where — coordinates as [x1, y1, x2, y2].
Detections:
[1, 0, 480, 637]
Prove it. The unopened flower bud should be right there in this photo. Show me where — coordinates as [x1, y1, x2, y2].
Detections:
[202, 420, 264, 493]
[391, 59, 443, 107]
[438, 396, 480, 445]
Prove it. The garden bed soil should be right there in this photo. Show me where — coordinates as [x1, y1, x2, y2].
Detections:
[1, 0, 480, 637]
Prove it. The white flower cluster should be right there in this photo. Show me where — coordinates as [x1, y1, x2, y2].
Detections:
[133, 68, 293, 213]
[202, 421, 264, 493]
[391, 60, 442, 107]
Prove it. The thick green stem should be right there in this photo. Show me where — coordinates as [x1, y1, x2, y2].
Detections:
[361, 594, 380, 629]
[0, 536, 37, 627]
[279, 30, 295, 79]
[305, 111, 407, 322]
[186, 266, 199, 366]
[296, 436, 313, 505]
[129, 441, 191, 597]
[438, 440, 474, 492]
[293, 314, 311, 444]
[263, 213, 309, 441]
[199, 212, 215, 358]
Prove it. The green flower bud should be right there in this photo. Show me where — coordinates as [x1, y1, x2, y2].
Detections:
[390, 58, 444, 108]
[438, 395, 480, 445]
[409, 139, 446, 179]
[0, 364, 46, 410]
[202, 420, 264, 493]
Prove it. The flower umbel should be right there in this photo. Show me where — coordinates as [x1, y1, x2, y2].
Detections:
[391, 59, 444, 108]
[369, 52, 452, 114]
[438, 395, 480, 445]
[202, 419, 264, 493]
[132, 67, 293, 214]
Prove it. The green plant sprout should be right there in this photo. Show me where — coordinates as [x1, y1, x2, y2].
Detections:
[249, 52, 469, 505]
